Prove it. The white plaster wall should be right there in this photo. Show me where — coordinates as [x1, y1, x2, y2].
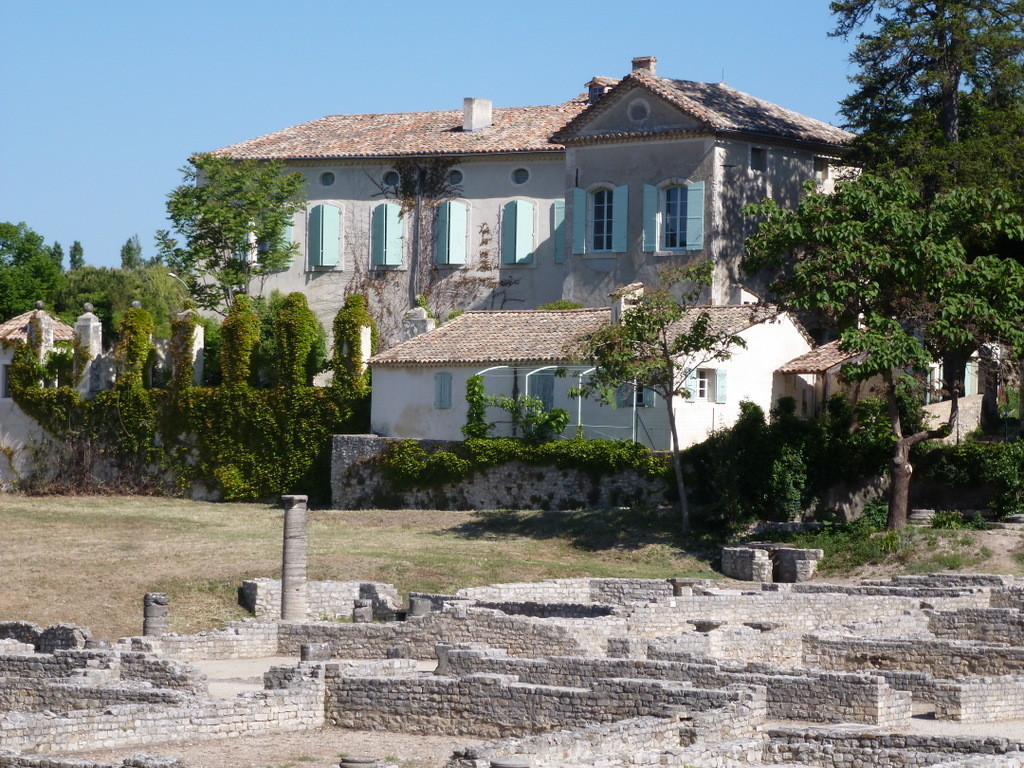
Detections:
[0, 347, 48, 489]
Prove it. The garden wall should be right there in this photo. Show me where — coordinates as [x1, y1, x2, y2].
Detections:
[331, 435, 667, 510]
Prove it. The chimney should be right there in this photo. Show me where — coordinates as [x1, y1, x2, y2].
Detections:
[610, 283, 644, 324]
[463, 97, 492, 132]
[631, 56, 657, 76]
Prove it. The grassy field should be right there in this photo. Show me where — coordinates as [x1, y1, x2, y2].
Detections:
[0, 495, 716, 640]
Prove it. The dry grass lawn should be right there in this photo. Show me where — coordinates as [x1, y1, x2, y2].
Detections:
[0, 494, 715, 640]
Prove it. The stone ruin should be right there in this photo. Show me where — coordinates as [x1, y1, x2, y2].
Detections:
[5, 573, 1024, 767]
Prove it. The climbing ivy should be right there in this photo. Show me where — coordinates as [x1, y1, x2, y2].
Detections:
[275, 292, 321, 387]
[332, 294, 378, 396]
[461, 374, 490, 439]
[220, 295, 260, 387]
[169, 305, 198, 391]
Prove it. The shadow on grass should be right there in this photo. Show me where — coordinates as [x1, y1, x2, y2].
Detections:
[442, 505, 724, 557]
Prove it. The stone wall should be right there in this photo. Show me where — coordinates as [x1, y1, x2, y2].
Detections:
[130, 622, 279, 662]
[0, 665, 325, 755]
[438, 645, 910, 727]
[927, 607, 1024, 644]
[331, 435, 668, 511]
[765, 727, 1024, 767]
[240, 578, 401, 621]
[325, 664, 763, 739]
[0, 623, 90, 654]
[803, 634, 1024, 678]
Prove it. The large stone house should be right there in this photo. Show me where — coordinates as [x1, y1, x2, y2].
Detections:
[367, 288, 814, 450]
[210, 56, 851, 341]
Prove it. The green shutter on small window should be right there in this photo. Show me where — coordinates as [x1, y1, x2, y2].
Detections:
[309, 205, 339, 267]
[501, 201, 517, 264]
[447, 201, 468, 265]
[551, 201, 566, 264]
[642, 386, 655, 408]
[714, 370, 727, 404]
[435, 371, 452, 409]
[384, 203, 403, 265]
[611, 185, 628, 252]
[435, 202, 450, 265]
[685, 181, 705, 251]
[572, 188, 587, 255]
[642, 184, 659, 252]
[684, 369, 697, 402]
[515, 199, 534, 263]
[371, 204, 387, 266]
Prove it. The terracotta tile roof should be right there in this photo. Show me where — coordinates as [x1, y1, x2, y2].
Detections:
[211, 99, 589, 161]
[555, 73, 853, 148]
[370, 305, 775, 368]
[777, 340, 860, 374]
[0, 310, 75, 345]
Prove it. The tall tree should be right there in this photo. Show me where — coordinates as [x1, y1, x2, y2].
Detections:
[120, 235, 144, 271]
[567, 262, 746, 533]
[68, 241, 85, 270]
[48, 241, 64, 270]
[0, 222, 65, 320]
[157, 153, 306, 314]
[744, 172, 1024, 529]
[831, 0, 1024, 192]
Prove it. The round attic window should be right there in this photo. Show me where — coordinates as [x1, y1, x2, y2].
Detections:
[628, 99, 651, 124]
[511, 168, 529, 185]
[449, 169, 464, 185]
[383, 170, 400, 187]
[319, 171, 335, 187]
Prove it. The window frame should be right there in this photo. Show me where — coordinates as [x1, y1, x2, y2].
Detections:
[434, 371, 452, 409]
[661, 185, 688, 251]
[750, 146, 767, 173]
[590, 187, 615, 253]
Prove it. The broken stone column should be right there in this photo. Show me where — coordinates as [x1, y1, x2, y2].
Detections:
[143, 593, 169, 636]
[281, 494, 309, 622]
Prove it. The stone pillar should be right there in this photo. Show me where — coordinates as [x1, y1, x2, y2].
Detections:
[143, 593, 169, 636]
[27, 302, 55, 359]
[400, 307, 435, 342]
[74, 303, 103, 397]
[281, 494, 309, 622]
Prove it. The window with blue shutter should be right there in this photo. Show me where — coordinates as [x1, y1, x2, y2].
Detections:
[611, 185, 628, 252]
[501, 199, 535, 264]
[685, 181, 705, 250]
[551, 201, 566, 263]
[642, 184, 659, 252]
[684, 369, 698, 402]
[435, 372, 452, 409]
[372, 202, 403, 266]
[714, 370, 727, 404]
[308, 204, 341, 268]
[572, 188, 587, 255]
[435, 200, 468, 265]
[591, 189, 613, 252]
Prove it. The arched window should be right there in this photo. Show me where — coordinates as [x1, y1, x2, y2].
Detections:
[371, 202, 403, 266]
[308, 204, 340, 268]
[435, 200, 468, 265]
[501, 199, 535, 264]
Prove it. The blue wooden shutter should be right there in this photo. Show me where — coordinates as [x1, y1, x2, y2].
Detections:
[685, 182, 705, 251]
[435, 372, 452, 409]
[714, 370, 727, 404]
[502, 200, 534, 264]
[373, 203, 402, 266]
[435, 202, 450, 265]
[684, 369, 697, 402]
[551, 201, 565, 264]
[371, 204, 387, 266]
[611, 185, 628, 252]
[642, 386, 655, 408]
[572, 188, 587, 255]
[447, 201, 467, 265]
[642, 184, 659, 252]
[309, 204, 340, 267]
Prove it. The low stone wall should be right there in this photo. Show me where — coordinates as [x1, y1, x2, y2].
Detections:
[0, 676, 188, 712]
[0, 756, 203, 768]
[0, 623, 90, 654]
[803, 634, 1024, 678]
[642, 628, 805, 666]
[130, 622, 279, 661]
[331, 435, 668, 511]
[240, 578, 401, 621]
[927, 607, 1024, 644]
[765, 727, 1024, 767]
[439, 645, 910, 727]
[473, 602, 617, 619]
[277, 607, 625, 659]
[0, 666, 325, 755]
[325, 664, 762, 739]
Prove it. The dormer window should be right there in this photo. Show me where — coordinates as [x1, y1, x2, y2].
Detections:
[588, 85, 606, 104]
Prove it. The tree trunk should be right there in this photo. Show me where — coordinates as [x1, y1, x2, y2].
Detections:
[665, 392, 690, 533]
[887, 437, 913, 530]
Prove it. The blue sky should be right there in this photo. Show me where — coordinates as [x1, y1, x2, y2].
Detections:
[1, 1, 856, 270]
